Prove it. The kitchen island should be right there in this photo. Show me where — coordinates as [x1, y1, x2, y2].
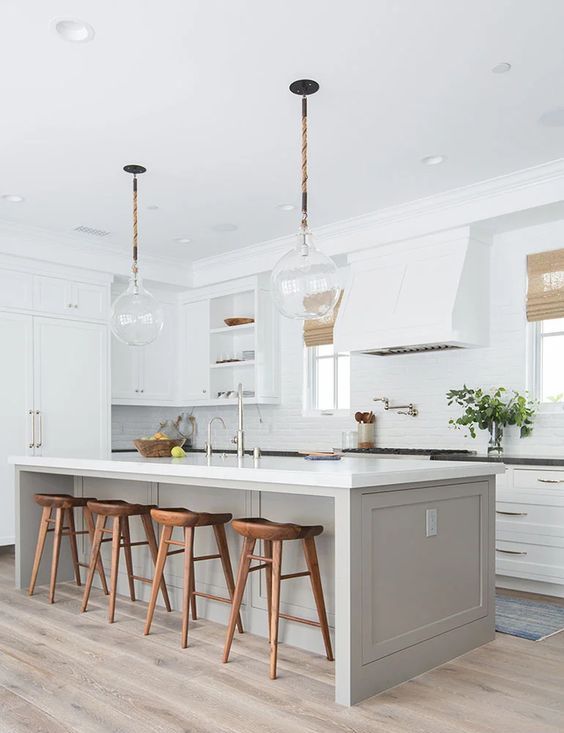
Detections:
[10, 453, 503, 706]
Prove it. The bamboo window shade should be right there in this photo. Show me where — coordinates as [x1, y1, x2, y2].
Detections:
[303, 291, 343, 347]
[527, 249, 564, 321]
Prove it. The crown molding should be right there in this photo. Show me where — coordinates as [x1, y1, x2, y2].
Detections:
[191, 157, 564, 287]
[0, 219, 192, 288]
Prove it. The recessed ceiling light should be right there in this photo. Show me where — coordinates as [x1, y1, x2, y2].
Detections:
[1, 194, 25, 203]
[492, 62, 512, 74]
[212, 223, 238, 232]
[146, 204, 159, 210]
[52, 18, 95, 43]
[277, 203, 295, 211]
[421, 155, 446, 166]
[539, 107, 564, 127]
[175, 237, 191, 244]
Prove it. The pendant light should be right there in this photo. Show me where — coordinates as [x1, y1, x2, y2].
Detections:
[111, 165, 164, 346]
[271, 80, 340, 320]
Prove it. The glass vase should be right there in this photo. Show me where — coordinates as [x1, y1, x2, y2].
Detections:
[487, 422, 504, 455]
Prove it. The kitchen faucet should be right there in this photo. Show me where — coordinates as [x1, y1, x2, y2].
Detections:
[206, 416, 226, 457]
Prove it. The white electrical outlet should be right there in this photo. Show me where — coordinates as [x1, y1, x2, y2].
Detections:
[426, 508, 438, 537]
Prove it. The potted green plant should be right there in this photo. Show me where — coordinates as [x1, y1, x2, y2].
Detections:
[446, 386, 536, 455]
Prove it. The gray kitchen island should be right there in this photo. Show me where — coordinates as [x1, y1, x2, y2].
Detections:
[9, 453, 503, 705]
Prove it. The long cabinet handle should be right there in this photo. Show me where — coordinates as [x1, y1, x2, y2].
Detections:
[35, 410, 42, 448]
[537, 478, 564, 484]
[496, 548, 528, 555]
[28, 409, 35, 448]
[496, 510, 528, 516]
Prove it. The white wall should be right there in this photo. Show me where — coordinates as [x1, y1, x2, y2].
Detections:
[112, 218, 564, 456]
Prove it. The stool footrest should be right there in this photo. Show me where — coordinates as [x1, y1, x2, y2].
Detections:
[193, 590, 232, 605]
[248, 554, 272, 563]
[281, 571, 311, 581]
[279, 612, 322, 628]
[194, 553, 221, 562]
[166, 548, 186, 557]
[130, 575, 153, 585]
[248, 563, 270, 573]
[121, 540, 149, 549]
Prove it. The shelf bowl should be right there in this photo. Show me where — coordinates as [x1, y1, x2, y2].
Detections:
[224, 317, 255, 327]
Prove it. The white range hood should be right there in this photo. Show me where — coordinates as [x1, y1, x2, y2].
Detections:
[334, 227, 490, 355]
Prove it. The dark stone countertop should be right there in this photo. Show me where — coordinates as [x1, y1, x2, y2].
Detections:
[429, 453, 564, 466]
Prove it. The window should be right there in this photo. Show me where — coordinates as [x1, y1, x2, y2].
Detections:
[532, 318, 564, 403]
[306, 344, 350, 412]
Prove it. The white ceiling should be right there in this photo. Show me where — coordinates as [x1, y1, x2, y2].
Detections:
[2, 0, 564, 264]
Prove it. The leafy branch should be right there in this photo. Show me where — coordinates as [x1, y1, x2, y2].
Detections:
[446, 385, 536, 439]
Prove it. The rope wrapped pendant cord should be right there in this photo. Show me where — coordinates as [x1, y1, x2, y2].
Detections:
[301, 95, 308, 230]
[123, 164, 146, 282]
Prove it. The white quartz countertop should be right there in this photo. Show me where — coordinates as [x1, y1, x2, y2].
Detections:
[9, 453, 504, 490]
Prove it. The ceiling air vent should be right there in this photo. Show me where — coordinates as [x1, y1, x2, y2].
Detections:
[366, 344, 463, 357]
[73, 225, 111, 237]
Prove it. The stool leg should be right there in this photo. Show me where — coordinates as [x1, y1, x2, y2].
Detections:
[269, 540, 283, 680]
[190, 558, 197, 621]
[141, 514, 172, 612]
[120, 516, 136, 602]
[48, 507, 64, 604]
[144, 525, 172, 636]
[66, 507, 82, 587]
[303, 537, 334, 662]
[214, 523, 243, 634]
[28, 507, 51, 596]
[108, 517, 121, 623]
[84, 506, 109, 595]
[182, 527, 195, 649]
[263, 539, 272, 642]
[81, 514, 105, 612]
[223, 537, 255, 663]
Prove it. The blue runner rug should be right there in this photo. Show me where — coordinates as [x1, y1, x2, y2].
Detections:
[496, 594, 564, 641]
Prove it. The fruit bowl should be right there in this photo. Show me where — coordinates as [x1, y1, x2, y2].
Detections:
[134, 438, 186, 458]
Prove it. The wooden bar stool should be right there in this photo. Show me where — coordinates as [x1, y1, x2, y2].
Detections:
[223, 517, 333, 679]
[28, 493, 108, 604]
[81, 500, 172, 623]
[145, 507, 243, 648]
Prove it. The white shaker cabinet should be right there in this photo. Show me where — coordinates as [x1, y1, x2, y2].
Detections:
[33, 275, 108, 321]
[111, 301, 177, 404]
[0, 314, 34, 545]
[0, 313, 109, 546]
[181, 299, 210, 402]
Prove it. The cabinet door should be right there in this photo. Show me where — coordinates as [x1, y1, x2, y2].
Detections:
[34, 318, 109, 457]
[73, 282, 108, 321]
[0, 313, 34, 545]
[182, 300, 210, 401]
[140, 301, 176, 402]
[0, 268, 33, 310]
[33, 276, 74, 316]
[111, 335, 141, 400]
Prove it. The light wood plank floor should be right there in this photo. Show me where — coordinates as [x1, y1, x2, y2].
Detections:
[1, 547, 563, 733]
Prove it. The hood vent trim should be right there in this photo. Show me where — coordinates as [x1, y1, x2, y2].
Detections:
[366, 344, 463, 357]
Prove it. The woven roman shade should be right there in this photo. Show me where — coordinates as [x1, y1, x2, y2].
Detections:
[527, 249, 564, 321]
[303, 291, 343, 347]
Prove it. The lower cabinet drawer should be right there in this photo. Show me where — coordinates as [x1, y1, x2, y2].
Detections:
[495, 537, 564, 585]
[496, 501, 564, 537]
[513, 468, 564, 490]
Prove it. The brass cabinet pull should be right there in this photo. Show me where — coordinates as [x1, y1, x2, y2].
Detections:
[496, 510, 528, 516]
[496, 547, 528, 555]
[537, 478, 564, 484]
[28, 409, 35, 448]
[35, 410, 42, 448]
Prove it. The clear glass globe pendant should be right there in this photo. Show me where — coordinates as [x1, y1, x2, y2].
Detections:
[271, 79, 340, 320]
[271, 228, 340, 319]
[110, 165, 164, 346]
[111, 274, 163, 346]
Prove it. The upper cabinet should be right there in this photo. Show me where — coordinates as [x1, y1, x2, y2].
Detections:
[33, 276, 109, 321]
[111, 299, 178, 405]
[178, 275, 280, 406]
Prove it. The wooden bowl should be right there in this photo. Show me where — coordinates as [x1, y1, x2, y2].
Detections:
[134, 438, 186, 458]
[224, 317, 255, 327]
